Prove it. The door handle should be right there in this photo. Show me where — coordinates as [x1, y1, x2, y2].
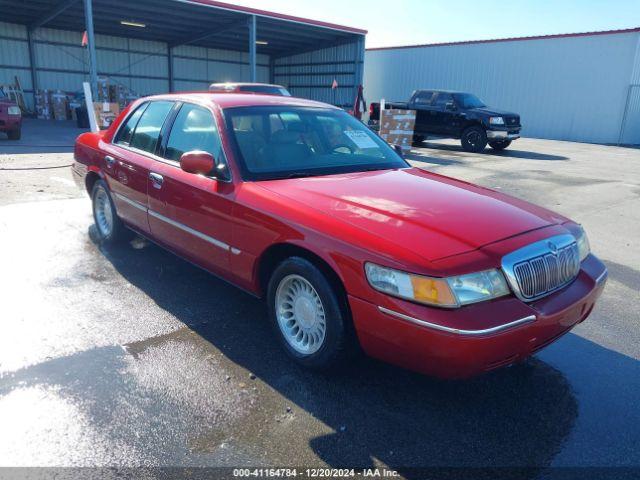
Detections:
[149, 172, 164, 189]
[104, 155, 116, 168]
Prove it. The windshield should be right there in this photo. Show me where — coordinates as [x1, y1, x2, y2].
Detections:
[239, 85, 291, 96]
[453, 93, 485, 109]
[224, 106, 408, 181]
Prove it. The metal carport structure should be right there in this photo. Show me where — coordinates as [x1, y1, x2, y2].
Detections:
[0, 0, 366, 108]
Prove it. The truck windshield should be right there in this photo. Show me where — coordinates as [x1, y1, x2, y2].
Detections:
[224, 106, 408, 181]
[453, 93, 485, 109]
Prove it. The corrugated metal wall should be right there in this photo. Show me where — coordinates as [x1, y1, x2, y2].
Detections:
[172, 45, 269, 92]
[0, 21, 268, 110]
[274, 37, 365, 108]
[364, 31, 640, 144]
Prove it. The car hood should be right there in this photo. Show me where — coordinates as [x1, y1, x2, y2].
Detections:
[468, 106, 517, 117]
[258, 168, 568, 262]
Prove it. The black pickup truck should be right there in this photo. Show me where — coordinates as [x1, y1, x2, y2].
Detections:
[369, 90, 521, 152]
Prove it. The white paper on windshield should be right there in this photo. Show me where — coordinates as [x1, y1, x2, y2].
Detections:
[344, 130, 378, 149]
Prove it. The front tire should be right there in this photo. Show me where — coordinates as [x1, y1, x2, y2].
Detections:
[267, 257, 350, 369]
[91, 179, 129, 244]
[461, 126, 487, 153]
[489, 140, 512, 151]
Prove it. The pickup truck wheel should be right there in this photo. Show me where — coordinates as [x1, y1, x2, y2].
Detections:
[91, 180, 130, 244]
[489, 140, 512, 151]
[461, 126, 487, 153]
[7, 129, 21, 140]
[268, 257, 350, 370]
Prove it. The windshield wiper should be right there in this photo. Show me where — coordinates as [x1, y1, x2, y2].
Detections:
[284, 172, 317, 179]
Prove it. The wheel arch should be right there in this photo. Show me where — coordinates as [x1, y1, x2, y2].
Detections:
[257, 241, 357, 345]
[85, 170, 102, 196]
[257, 243, 346, 300]
[461, 119, 485, 132]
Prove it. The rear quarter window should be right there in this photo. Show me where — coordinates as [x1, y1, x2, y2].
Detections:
[114, 102, 148, 146]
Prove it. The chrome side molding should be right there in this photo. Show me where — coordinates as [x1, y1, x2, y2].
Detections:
[112, 191, 241, 255]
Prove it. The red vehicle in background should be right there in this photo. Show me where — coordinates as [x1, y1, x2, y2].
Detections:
[0, 88, 22, 140]
[72, 92, 607, 378]
[208, 82, 291, 96]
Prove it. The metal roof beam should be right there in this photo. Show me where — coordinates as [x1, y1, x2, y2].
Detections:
[29, 0, 81, 30]
[169, 18, 248, 48]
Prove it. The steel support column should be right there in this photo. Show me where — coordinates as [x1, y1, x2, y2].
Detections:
[353, 35, 365, 101]
[26, 28, 38, 110]
[248, 15, 256, 82]
[269, 56, 275, 84]
[83, 0, 98, 97]
[168, 47, 174, 92]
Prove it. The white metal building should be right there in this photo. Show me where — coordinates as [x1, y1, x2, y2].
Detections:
[0, 0, 366, 110]
[364, 28, 640, 145]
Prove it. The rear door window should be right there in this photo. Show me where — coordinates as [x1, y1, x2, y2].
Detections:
[432, 93, 453, 108]
[129, 101, 174, 154]
[414, 91, 434, 105]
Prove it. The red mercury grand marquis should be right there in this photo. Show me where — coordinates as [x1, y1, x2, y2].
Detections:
[72, 92, 608, 378]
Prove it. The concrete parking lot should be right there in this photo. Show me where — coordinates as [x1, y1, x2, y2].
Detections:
[1, 119, 639, 477]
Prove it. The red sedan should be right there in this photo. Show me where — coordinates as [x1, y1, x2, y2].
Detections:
[0, 89, 22, 140]
[72, 92, 607, 378]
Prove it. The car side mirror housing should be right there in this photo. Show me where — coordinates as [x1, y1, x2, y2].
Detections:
[445, 101, 457, 111]
[393, 144, 405, 158]
[180, 150, 215, 176]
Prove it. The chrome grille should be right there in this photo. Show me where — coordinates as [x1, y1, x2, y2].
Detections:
[501, 234, 580, 302]
[505, 115, 520, 126]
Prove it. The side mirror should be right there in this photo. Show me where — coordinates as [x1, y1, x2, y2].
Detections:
[393, 144, 405, 158]
[180, 150, 214, 176]
[445, 101, 457, 111]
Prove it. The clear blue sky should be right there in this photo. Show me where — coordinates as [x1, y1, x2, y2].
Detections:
[230, 0, 640, 48]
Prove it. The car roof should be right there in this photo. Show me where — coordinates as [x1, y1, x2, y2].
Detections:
[143, 92, 337, 110]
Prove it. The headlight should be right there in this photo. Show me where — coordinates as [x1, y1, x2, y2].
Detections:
[570, 224, 591, 261]
[365, 263, 510, 308]
[8, 106, 21, 116]
[489, 116, 504, 125]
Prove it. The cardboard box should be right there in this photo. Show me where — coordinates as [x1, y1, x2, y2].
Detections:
[97, 76, 110, 102]
[35, 89, 52, 120]
[93, 102, 120, 129]
[52, 90, 69, 121]
[379, 109, 417, 152]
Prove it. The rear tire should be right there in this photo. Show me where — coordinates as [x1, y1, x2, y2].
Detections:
[461, 126, 487, 153]
[489, 140, 512, 151]
[91, 179, 130, 244]
[7, 129, 21, 140]
[267, 257, 350, 370]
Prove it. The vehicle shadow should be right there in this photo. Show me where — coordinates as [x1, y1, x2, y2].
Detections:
[404, 151, 466, 167]
[418, 142, 569, 161]
[92, 234, 585, 478]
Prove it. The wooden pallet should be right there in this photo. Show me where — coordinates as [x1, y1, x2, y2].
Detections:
[1, 77, 29, 114]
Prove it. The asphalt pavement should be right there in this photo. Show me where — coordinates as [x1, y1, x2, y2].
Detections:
[0, 120, 638, 479]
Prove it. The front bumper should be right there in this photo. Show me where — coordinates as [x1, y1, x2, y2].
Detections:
[0, 116, 21, 131]
[487, 130, 520, 140]
[349, 254, 607, 378]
